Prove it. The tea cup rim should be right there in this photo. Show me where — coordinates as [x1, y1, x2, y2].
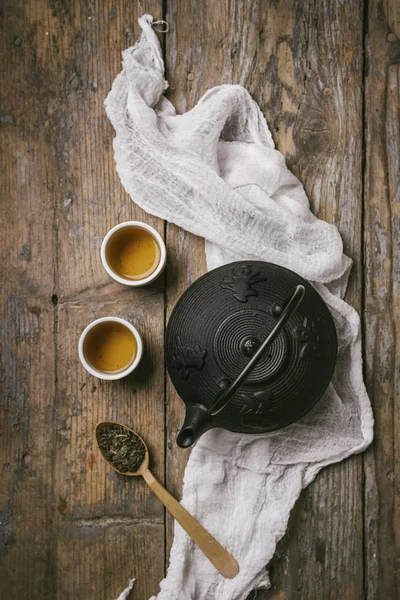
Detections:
[100, 221, 166, 286]
[78, 316, 143, 380]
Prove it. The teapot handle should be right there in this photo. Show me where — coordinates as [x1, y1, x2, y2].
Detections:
[208, 284, 305, 417]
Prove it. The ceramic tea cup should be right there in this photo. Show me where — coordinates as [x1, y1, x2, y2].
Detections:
[78, 317, 143, 380]
[101, 221, 167, 286]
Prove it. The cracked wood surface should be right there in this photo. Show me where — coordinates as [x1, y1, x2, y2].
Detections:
[0, 1, 399, 599]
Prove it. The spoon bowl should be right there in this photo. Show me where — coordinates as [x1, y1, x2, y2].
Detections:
[96, 420, 239, 579]
[96, 421, 149, 475]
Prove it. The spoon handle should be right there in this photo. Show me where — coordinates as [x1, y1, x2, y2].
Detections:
[142, 469, 239, 579]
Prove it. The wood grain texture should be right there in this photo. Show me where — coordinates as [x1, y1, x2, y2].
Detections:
[0, 0, 59, 595]
[56, 521, 164, 600]
[363, 2, 400, 598]
[53, 0, 166, 595]
[0, 1, 166, 599]
[1, 0, 399, 598]
[164, 2, 365, 599]
[55, 294, 165, 522]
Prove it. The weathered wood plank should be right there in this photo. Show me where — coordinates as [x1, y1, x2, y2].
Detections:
[0, 300, 56, 598]
[363, 2, 400, 598]
[164, 1, 365, 598]
[51, 0, 165, 597]
[55, 293, 165, 521]
[1, 0, 166, 598]
[0, 0, 60, 596]
[55, 0, 163, 300]
[56, 522, 164, 600]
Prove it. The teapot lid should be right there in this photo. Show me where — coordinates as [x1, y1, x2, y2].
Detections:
[166, 261, 337, 434]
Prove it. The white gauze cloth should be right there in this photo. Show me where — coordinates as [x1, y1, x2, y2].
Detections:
[107, 15, 374, 600]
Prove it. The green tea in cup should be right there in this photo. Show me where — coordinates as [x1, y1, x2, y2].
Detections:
[101, 221, 167, 286]
[106, 226, 161, 280]
[78, 317, 143, 380]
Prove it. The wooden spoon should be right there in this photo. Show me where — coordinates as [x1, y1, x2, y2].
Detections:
[95, 421, 239, 579]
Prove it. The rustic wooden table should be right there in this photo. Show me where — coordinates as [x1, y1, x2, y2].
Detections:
[1, 1, 399, 598]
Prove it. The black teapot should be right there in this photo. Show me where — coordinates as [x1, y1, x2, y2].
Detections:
[166, 261, 337, 448]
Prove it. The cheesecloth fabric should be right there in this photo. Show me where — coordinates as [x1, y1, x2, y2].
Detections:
[107, 15, 374, 600]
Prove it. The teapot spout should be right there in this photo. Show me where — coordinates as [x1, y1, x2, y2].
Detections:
[176, 404, 210, 448]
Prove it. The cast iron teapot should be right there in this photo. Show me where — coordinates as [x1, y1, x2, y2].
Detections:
[166, 261, 337, 448]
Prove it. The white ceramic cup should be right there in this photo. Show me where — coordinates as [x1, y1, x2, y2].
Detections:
[101, 221, 167, 286]
[78, 317, 143, 380]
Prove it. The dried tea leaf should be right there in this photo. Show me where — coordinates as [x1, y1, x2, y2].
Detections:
[98, 424, 145, 473]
